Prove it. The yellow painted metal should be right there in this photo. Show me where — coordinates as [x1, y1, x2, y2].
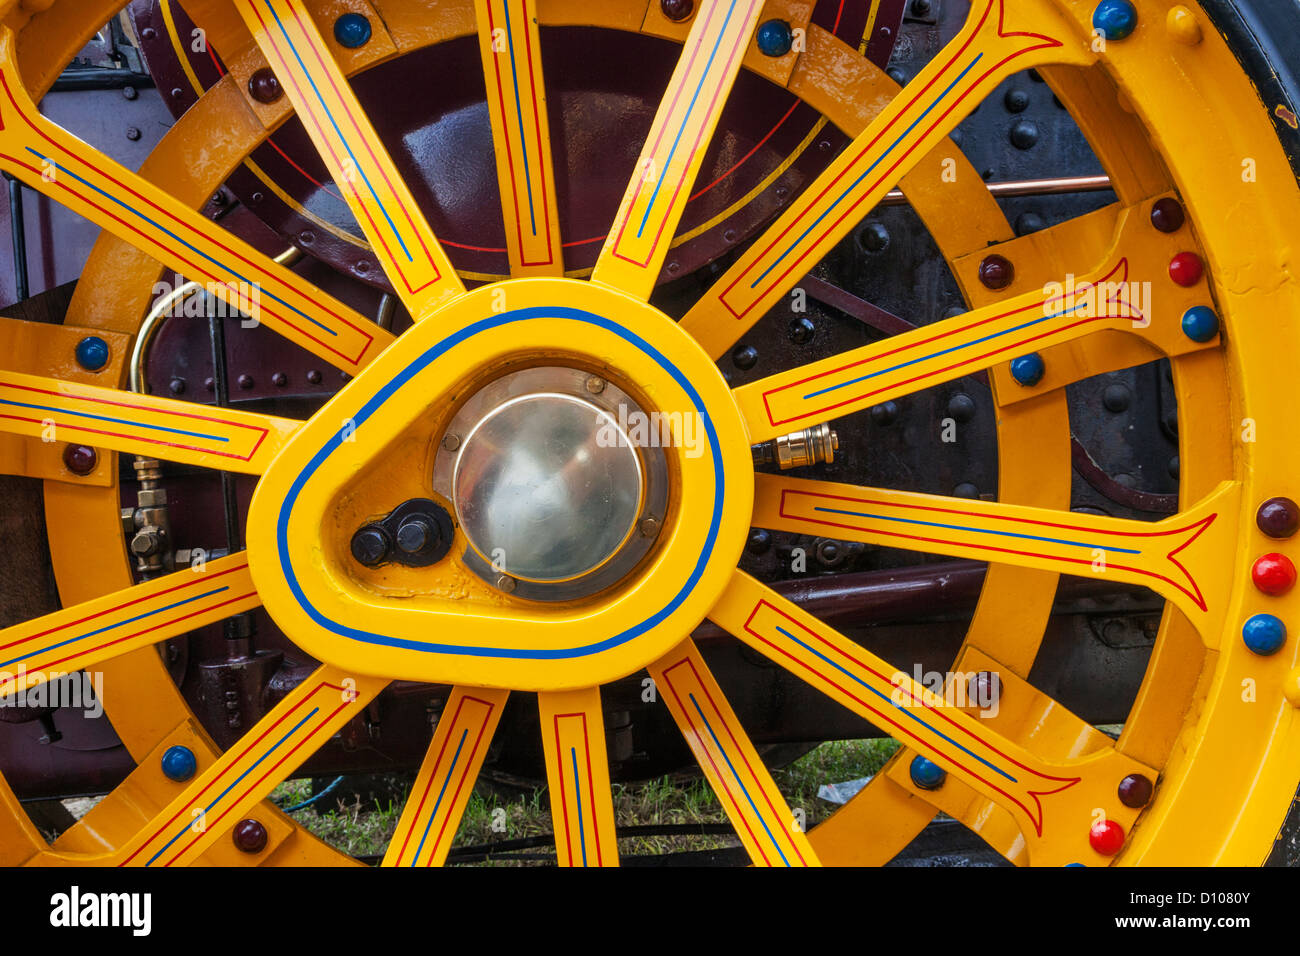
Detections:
[755, 472, 1240, 643]
[680, 0, 1092, 358]
[475, 0, 564, 276]
[538, 686, 620, 866]
[591, 0, 765, 300]
[232, 0, 464, 318]
[246, 277, 753, 690]
[647, 639, 820, 866]
[709, 570, 1155, 865]
[0, 369, 298, 474]
[383, 686, 508, 866]
[0, 0, 1296, 868]
[0, 553, 258, 696]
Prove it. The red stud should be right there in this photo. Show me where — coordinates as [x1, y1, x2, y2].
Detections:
[1168, 252, 1203, 287]
[1089, 818, 1125, 856]
[978, 254, 1015, 290]
[1252, 553, 1297, 596]
[232, 818, 268, 854]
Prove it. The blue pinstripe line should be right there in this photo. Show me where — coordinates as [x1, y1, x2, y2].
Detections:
[802, 300, 1082, 401]
[275, 306, 724, 659]
[571, 746, 587, 865]
[264, 1, 414, 263]
[502, 2, 537, 237]
[0, 396, 229, 444]
[147, 706, 319, 865]
[27, 149, 338, 339]
[810, 506, 1141, 554]
[772, 625, 1017, 783]
[0, 586, 230, 669]
[636, 0, 742, 239]
[688, 693, 789, 866]
[412, 728, 468, 865]
[749, 53, 983, 290]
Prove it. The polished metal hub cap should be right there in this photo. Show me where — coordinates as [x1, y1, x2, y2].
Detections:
[452, 392, 643, 582]
[433, 366, 670, 601]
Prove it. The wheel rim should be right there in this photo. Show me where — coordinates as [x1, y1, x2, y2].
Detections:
[0, 0, 1295, 866]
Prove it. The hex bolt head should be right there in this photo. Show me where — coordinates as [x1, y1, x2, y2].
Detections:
[396, 516, 435, 555]
[350, 526, 391, 567]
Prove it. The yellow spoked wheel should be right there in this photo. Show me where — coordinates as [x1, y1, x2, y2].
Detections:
[1, 0, 1298, 867]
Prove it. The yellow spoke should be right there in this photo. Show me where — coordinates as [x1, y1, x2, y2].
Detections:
[590, 0, 766, 300]
[0, 554, 257, 697]
[681, 0, 1085, 356]
[234, 0, 463, 317]
[647, 639, 819, 867]
[118, 665, 385, 867]
[0, 369, 297, 474]
[754, 473, 1239, 641]
[735, 249, 1208, 442]
[538, 687, 619, 867]
[709, 571, 1154, 862]
[382, 687, 508, 867]
[475, 0, 563, 276]
[0, 29, 388, 373]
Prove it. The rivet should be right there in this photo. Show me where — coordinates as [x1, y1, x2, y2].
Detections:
[232, 818, 268, 854]
[442, 433, 461, 452]
[1168, 251, 1203, 287]
[660, 0, 694, 21]
[857, 221, 890, 253]
[1014, 212, 1045, 236]
[122, 85, 138, 101]
[585, 375, 606, 394]
[1010, 353, 1045, 387]
[732, 345, 759, 370]
[248, 67, 282, 104]
[272, 372, 288, 387]
[237, 374, 255, 389]
[870, 400, 899, 426]
[640, 516, 661, 537]
[909, 755, 946, 790]
[333, 12, 372, 49]
[125, 126, 142, 141]
[75, 336, 110, 371]
[1089, 818, 1126, 855]
[953, 482, 979, 499]
[1252, 553, 1296, 596]
[1009, 120, 1039, 150]
[967, 670, 1001, 708]
[978, 254, 1014, 290]
[947, 393, 976, 423]
[306, 369, 323, 385]
[755, 19, 793, 57]
[747, 528, 771, 555]
[161, 745, 197, 782]
[169, 377, 186, 395]
[1242, 613, 1287, 656]
[62, 444, 97, 476]
[496, 574, 517, 594]
[1166, 5, 1202, 45]
[396, 517, 433, 555]
[1150, 197, 1185, 233]
[1004, 88, 1030, 113]
[1102, 383, 1131, 412]
[1117, 773, 1153, 809]
[788, 317, 815, 344]
[1180, 305, 1218, 343]
[1258, 497, 1300, 539]
[1092, 0, 1138, 41]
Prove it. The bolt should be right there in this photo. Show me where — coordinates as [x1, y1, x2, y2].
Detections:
[396, 516, 434, 555]
[122, 85, 138, 101]
[496, 574, 517, 594]
[585, 375, 606, 395]
[350, 526, 390, 567]
[640, 516, 661, 537]
[442, 433, 461, 452]
[126, 126, 142, 141]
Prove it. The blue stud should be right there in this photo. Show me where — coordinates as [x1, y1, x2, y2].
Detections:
[1092, 0, 1137, 41]
[1065, 862, 1086, 867]
[909, 755, 947, 790]
[1242, 613, 1287, 656]
[74, 336, 109, 372]
[1010, 352, 1045, 387]
[1181, 305, 1219, 343]
[756, 19, 793, 57]
[161, 745, 197, 781]
[333, 12, 372, 49]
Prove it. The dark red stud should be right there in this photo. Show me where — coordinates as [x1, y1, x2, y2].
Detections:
[978, 254, 1014, 290]
[1168, 251, 1203, 287]
[1117, 774, 1153, 809]
[968, 671, 1002, 709]
[1257, 497, 1300, 539]
[1150, 197, 1185, 233]
[661, 0, 694, 21]
[1089, 818, 1125, 856]
[62, 444, 98, 476]
[232, 818, 268, 854]
[248, 67, 282, 104]
[1252, 553, 1297, 596]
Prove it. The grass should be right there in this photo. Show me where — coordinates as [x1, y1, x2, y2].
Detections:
[272, 737, 900, 864]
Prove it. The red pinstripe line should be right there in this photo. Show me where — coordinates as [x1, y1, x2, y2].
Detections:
[423, 697, 495, 865]
[0, 379, 270, 435]
[553, 713, 575, 865]
[660, 658, 772, 865]
[394, 694, 471, 864]
[122, 681, 349, 865]
[553, 710, 605, 866]
[518, 0, 556, 266]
